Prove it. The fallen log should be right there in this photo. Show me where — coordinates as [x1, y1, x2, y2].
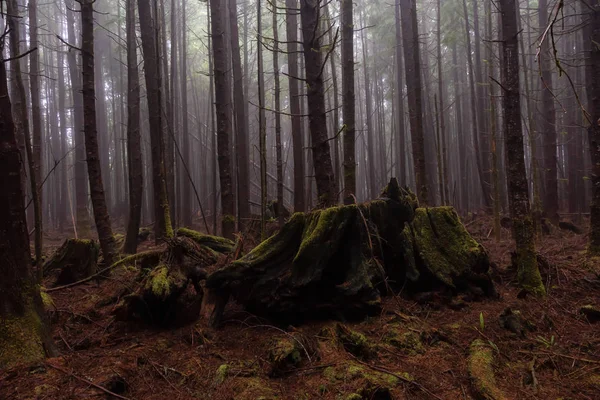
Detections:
[205, 179, 495, 325]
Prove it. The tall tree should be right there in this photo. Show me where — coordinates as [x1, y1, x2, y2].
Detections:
[209, 0, 236, 238]
[585, 0, 600, 254]
[499, 0, 545, 295]
[341, 0, 356, 203]
[272, 0, 284, 226]
[0, 31, 55, 369]
[66, 0, 92, 238]
[394, 0, 406, 186]
[437, 0, 448, 203]
[399, 0, 428, 204]
[229, 0, 251, 226]
[258, 0, 267, 236]
[299, 0, 336, 207]
[539, 0, 559, 223]
[138, 0, 174, 241]
[124, 0, 144, 254]
[7, 0, 43, 278]
[286, 0, 306, 211]
[80, 0, 118, 267]
[180, 0, 192, 227]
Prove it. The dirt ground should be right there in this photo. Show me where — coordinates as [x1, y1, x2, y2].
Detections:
[1, 215, 599, 399]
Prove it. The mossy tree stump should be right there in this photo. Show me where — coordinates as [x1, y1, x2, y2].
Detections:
[205, 179, 496, 325]
[43, 239, 99, 286]
[114, 231, 233, 326]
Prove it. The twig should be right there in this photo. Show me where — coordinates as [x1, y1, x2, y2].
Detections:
[46, 251, 162, 293]
[46, 363, 132, 400]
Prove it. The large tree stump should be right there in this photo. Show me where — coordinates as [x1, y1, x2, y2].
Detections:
[43, 239, 99, 286]
[205, 179, 495, 324]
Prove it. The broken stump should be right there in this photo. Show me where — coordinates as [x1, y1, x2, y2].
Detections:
[43, 239, 99, 286]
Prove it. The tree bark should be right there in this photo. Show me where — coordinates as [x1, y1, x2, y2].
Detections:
[124, 0, 144, 254]
[0, 49, 55, 369]
[7, 0, 43, 280]
[209, 0, 236, 238]
[273, 1, 284, 227]
[341, 0, 356, 204]
[394, 1, 406, 186]
[286, 0, 306, 212]
[299, 0, 336, 207]
[399, 0, 428, 205]
[228, 0, 251, 226]
[138, 0, 174, 241]
[257, 0, 267, 237]
[538, 0, 559, 224]
[499, 0, 545, 296]
[80, 0, 118, 267]
[585, 1, 600, 254]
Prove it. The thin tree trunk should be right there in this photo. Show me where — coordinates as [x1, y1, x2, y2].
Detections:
[286, 0, 306, 211]
[437, 0, 448, 204]
[394, 0, 406, 186]
[80, 0, 118, 267]
[585, 1, 600, 254]
[341, 0, 356, 204]
[229, 0, 251, 227]
[538, 0, 559, 223]
[180, 0, 191, 227]
[273, 0, 284, 226]
[124, 0, 144, 254]
[7, 0, 43, 279]
[209, 0, 236, 238]
[299, 0, 336, 207]
[258, 0, 267, 237]
[360, 8, 377, 200]
[138, 0, 174, 241]
[499, 0, 545, 296]
[399, 0, 428, 204]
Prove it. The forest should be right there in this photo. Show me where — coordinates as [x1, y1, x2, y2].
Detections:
[0, 0, 599, 398]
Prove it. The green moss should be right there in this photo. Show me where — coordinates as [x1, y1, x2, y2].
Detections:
[176, 228, 235, 253]
[345, 394, 362, 400]
[0, 305, 46, 369]
[39, 290, 54, 309]
[468, 339, 507, 400]
[34, 384, 58, 397]
[146, 265, 171, 298]
[411, 207, 489, 288]
[384, 329, 424, 355]
[215, 364, 230, 384]
[323, 362, 409, 388]
[512, 216, 546, 297]
[235, 377, 277, 399]
[269, 337, 302, 369]
[110, 250, 162, 271]
[335, 324, 376, 359]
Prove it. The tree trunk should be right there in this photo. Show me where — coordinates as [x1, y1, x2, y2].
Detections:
[257, 0, 267, 237]
[286, 0, 306, 212]
[180, 0, 191, 227]
[138, 0, 174, 241]
[7, 0, 43, 280]
[585, 1, 600, 254]
[399, 0, 428, 205]
[394, 1, 406, 186]
[341, 0, 356, 204]
[499, 0, 545, 296]
[80, 0, 118, 267]
[437, 0, 448, 204]
[360, 8, 377, 200]
[0, 34, 55, 369]
[209, 0, 236, 238]
[66, 0, 92, 238]
[299, 0, 336, 207]
[228, 0, 251, 227]
[273, 1, 284, 227]
[538, 0, 559, 224]
[124, 0, 144, 254]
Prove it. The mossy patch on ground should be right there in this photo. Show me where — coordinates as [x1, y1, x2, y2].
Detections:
[335, 324, 376, 360]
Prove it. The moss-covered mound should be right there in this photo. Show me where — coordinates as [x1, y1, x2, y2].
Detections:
[268, 332, 319, 376]
[43, 239, 99, 286]
[205, 179, 495, 324]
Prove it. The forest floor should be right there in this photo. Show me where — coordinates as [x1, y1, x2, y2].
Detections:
[1, 215, 599, 400]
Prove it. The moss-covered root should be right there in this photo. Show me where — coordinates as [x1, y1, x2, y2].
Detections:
[335, 324, 376, 360]
[176, 228, 235, 254]
[468, 339, 507, 400]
